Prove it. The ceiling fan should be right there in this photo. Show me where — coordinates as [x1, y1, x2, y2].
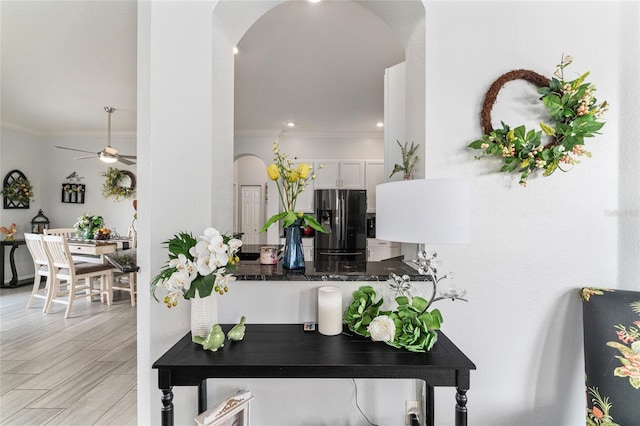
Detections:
[55, 107, 137, 165]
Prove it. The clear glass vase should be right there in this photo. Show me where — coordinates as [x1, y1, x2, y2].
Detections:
[283, 218, 305, 270]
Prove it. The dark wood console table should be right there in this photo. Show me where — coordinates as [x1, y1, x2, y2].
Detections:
[153, 324, 475, 426]
[1, 239, 31, 288]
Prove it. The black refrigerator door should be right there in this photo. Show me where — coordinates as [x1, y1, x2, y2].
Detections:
[314, 189, 367, 263]
[342, 189, 367, 251]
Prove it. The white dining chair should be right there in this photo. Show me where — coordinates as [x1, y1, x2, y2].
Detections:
[44, 227, 77, 239]
[24, 233, 54, 312]
[42, 234, 115, 318]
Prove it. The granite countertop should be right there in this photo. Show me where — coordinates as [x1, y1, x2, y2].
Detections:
[233, 259, 429, 282]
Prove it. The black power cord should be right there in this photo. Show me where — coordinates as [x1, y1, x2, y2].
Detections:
[409, 412, 420, 426]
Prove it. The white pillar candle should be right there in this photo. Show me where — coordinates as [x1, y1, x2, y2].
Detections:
[317, 286, 343, 336]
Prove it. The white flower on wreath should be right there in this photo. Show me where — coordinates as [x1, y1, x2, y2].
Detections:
[367, 315, 396, 342]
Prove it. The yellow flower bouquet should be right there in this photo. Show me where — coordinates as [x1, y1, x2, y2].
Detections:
[260, 142, 326, 269]
[260, 142, 326, 234]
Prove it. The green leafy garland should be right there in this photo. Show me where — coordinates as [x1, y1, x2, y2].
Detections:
[101, 167, 136, 201]
[2, 176, 34, 203]
[468, 55, 608, 186]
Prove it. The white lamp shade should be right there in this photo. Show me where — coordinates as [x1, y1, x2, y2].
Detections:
[376, 179, 470, 244]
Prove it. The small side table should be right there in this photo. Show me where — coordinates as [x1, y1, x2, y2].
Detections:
[1, 239, 31, 288]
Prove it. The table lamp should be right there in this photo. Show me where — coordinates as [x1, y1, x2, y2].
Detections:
[376, 178, 470, 304]
[376, 178, 470, 245]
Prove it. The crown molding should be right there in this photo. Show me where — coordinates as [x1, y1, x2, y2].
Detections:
[234, 129, 383, 139]
[1, 121, 136, 138]
[1, 121, 43, 136]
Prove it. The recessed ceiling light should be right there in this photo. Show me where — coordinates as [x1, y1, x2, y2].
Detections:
[309, 0, 321, 3]
[233, 46, 239, 55]
[376, 122, 384, 127]
[287, 122, 295, 127]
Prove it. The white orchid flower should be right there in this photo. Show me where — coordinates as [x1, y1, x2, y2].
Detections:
[228, 238, 243, 254]
[201, 228, 228, 254]
[164, 269, 195, 294]
[169, 253, 198, 281]
[194, 255, 215, 276]
[215, 272, 236, 288]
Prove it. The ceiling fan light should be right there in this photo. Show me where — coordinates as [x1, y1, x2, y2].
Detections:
[104, 146, 118, 155]
[99, 152, 118, 163]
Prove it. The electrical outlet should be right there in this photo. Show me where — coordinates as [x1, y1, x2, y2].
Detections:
[405, 400, 419, 425]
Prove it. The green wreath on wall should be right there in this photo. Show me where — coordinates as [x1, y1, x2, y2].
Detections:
[102, 167, 136, 201]
[468, 55, 609, 187]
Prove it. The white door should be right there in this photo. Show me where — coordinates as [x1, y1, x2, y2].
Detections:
[241, 185, 262, 245]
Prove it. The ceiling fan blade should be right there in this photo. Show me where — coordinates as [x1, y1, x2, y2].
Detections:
[56, 145, 96, 155]
[118, 154, 137, 159]
[73, 155, 98, 160]
[118, 157, 136, 166]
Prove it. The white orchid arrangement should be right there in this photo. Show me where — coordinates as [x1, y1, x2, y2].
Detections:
[151, 227, 243, 308]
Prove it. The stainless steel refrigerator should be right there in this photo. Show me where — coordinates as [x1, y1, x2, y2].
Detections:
[314, 189, 367, 265]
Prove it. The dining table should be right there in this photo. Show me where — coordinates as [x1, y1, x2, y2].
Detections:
[67, 237, 134, 264]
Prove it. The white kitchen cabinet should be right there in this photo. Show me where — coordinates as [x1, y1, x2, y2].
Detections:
[365, 161, 385, 212]
[289, 159, 315, 213]
[315, 161, 339, 189]
[367, 238, 401, 262]
[302, 237, 314, 262]
[315, 160, 365, 189]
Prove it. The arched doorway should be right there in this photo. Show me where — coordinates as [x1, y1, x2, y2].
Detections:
[214, 0, 426, 238]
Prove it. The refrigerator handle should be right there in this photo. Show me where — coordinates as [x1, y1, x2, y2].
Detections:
[339, 197, 345, 245]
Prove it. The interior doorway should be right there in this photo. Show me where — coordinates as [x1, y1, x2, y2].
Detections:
[234, 154, 268, 245]
[240, 185, 263, 244]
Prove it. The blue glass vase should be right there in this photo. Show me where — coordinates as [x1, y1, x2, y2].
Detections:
[283, 219, 305, 270]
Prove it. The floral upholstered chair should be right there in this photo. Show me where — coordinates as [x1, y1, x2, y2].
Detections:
[580, 288, 640, 425]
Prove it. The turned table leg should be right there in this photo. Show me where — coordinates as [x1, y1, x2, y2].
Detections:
[455, 388, 468, 426]
[161, 387, 174, 426]
[198, 379, 208, 414]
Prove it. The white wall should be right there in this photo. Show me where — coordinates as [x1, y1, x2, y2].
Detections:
[43, 135, 137, 233]
[0, 127, 43, 282]
[424, 1, 637, 425]
[0, 126, 136, 284]
[138, 1, 639, 425]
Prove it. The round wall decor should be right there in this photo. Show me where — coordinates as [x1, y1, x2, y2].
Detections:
[102, 167, 136, 201]
[468, 56, 608, 186]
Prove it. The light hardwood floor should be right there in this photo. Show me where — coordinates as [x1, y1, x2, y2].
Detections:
[0, 284, 137, 426]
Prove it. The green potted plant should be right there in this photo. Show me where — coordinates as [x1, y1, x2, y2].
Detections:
[389, 140, 420, 180]
[74, 213, 105, 239]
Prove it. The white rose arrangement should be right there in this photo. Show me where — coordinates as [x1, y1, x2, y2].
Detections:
[367, 316, 396, 343]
